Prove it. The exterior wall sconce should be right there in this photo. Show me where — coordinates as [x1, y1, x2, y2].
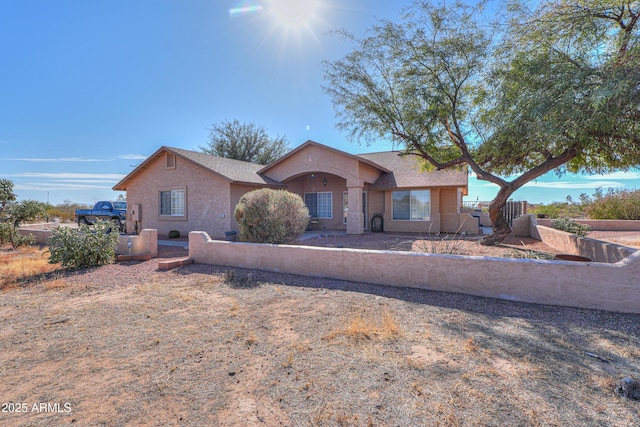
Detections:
[323, 176, 327, 186]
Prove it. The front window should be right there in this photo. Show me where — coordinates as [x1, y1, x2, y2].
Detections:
[392, 190, 430, 221]
[304, 192, 332, 218]
[160, 190, 185, 216]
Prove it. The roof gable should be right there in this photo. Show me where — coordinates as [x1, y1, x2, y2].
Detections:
[356, 151, 468, 189]
[258, 140, 391, 175]
[113, 146, 283, 191]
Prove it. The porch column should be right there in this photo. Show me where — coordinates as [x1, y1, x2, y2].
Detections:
[346, 185, 364, 235]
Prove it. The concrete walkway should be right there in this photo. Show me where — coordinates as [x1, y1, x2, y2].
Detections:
[158, 240, 189, 248]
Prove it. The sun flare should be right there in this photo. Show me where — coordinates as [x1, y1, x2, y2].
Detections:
[265, 0, 324, 43]
[269, 0, 318, 30]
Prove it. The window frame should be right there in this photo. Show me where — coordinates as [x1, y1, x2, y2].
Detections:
[304, 192, 332, 219]
[159, 189, 185, 217]
[392, 189, 431, 221]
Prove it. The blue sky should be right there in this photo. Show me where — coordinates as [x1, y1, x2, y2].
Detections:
[1, 0, 638, 206]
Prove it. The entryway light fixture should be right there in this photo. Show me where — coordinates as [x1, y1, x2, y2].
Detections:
[323, 176, 327, 186]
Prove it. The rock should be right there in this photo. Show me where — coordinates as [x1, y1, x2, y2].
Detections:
[614, 377, 640, 400]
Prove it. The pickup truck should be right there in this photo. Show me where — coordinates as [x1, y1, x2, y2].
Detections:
[75, 201, 127, 232]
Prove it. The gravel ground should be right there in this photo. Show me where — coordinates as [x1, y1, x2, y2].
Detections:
[2, 229, 639, 426]
[1, 244, 639, 426]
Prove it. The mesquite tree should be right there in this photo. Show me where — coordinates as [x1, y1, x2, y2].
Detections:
[200, 119, 290, 165]
[323, 0, 640, 244]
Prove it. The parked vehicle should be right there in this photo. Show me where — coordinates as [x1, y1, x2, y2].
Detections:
[75, 201, 126, 232]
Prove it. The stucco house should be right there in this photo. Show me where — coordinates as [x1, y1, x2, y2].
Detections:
[113, 140, 473, 237]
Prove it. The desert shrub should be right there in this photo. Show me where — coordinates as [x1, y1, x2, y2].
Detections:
[224, 269, 260, 289]
[583, 188, 640, 220]
[168, 230, 181, 239]
[47, 220, 119, 269]
[413, 236, 466, 255]
[550, 217, 591, 237]
[0, 223, 36, 248]
[234, 189, 309, 243]
[531, 201, 584, 219]
[46, 208, 74, 222]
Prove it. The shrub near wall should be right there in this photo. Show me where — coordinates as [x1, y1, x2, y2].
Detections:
[584, 189, 640, 220]
[47, 220, 119, 269]
[234, 189, 309, 244]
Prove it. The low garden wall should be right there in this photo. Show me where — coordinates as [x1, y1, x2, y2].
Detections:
[513, 214, 638, 263]
[188, 231, 640, 314]
[18, 227, 158, 257]
[536, 218, 640, 231]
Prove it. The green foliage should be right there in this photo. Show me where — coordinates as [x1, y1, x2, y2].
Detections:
[550, 217, 591, 237]
[168, 230, 181, 239]
[0, 223, 36, 248]
[4, 199, 47, 227]
[234, 189, 309, 244]
[504, 249, 554, 260]
[322, 0, 640, 244]
[200, 119, 290, 165]
[0, 179, 44, 248]
[0, 178, 17, 214]
[47, 220, 119, 269]
[582, 188, 640, 220]
[531, 200, 584, 219]
[47, 199, 90, 222]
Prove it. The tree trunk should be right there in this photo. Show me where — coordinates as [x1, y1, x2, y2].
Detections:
[479, 186, 515, 246]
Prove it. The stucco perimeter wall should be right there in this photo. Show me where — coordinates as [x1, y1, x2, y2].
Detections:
[18, 228, 157, 257]
[115, 229, 158, 257]
[514, 214, 638, 263]
[18, 228, 54, 245]
[189, 231, 640, 314]
[533, 225, 635, 263]
[536, 218, 640, 231]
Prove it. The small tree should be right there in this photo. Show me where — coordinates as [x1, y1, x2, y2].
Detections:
[0, 179, 45, 248]
[234, 189, 309, 244]
[5, 199, 47, 227]
[0, 178, 16, 215]
[47, 220, 119, 269]
[200, 119, 290, 165]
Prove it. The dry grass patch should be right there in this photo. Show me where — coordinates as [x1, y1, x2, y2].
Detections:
[325, 307, 402, 342]
[0, 245, 60, 290]
[1, 254, 639, 426]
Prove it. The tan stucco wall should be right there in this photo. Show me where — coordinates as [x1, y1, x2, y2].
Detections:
[263, 144, 377, 187]
[18, 228, 158, 256]
[124, 154, 232, 237]
[536, 218, 640, 231]
[189, 231, 640, 314]
[115, 229, 158, 257]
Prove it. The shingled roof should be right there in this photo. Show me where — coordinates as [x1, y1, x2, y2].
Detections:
[113, 146, 284, 191]
[356, 151, 468, 190]
[167, 147, 283, 186]
[114, 145, 467, 192]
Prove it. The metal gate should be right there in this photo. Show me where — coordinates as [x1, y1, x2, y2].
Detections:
[462, 200, 527, 225]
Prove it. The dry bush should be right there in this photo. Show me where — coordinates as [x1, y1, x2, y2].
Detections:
[224, 269, 260, 289]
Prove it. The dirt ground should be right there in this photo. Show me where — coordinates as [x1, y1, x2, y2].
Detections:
[1, 235, 639, 426]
